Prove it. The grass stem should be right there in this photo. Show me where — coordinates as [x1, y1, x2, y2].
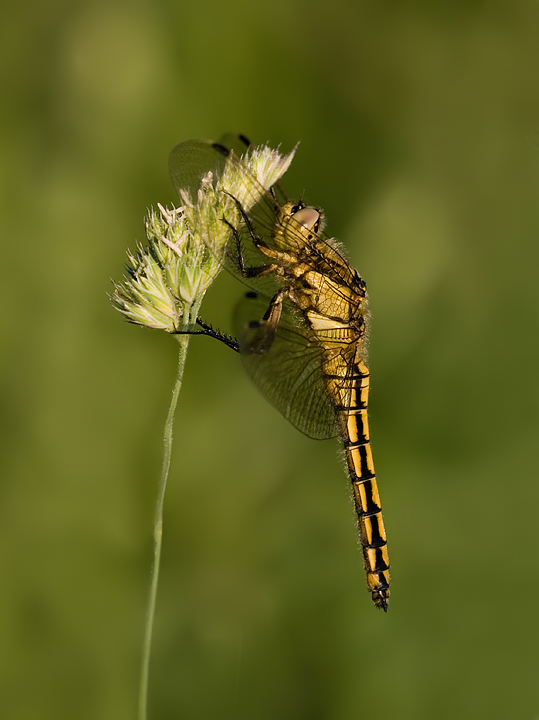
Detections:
[138, 333, 191, 720]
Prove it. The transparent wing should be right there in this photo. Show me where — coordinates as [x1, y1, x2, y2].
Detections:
[234, 291, 339, 440]
[218, 133, 291, 204]
[169, 137, 287, 297]
[169, 137, 360, 297]
[169, 138, 229, 204]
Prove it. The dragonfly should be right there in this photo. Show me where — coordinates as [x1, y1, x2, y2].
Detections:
[169, 134, 390, 610]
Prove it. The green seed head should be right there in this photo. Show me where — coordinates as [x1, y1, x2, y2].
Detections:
[112, 141, 295, 332]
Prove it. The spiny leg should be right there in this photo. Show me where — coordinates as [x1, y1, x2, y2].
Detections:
[173, 318, 239, 353]
[222, 193, 297, 269]
[221, 215, 278, 279]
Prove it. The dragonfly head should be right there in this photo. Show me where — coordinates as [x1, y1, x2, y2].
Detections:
[292, 204, 320, 232]
[280, 201, 325, 245]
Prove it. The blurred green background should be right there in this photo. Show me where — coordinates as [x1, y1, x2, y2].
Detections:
[2, 1, 539, 718]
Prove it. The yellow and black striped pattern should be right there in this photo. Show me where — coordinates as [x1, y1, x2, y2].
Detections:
[322, 351, 390, 610]
[338, 361, 389, 610]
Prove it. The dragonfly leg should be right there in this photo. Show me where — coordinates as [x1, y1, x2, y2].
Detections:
[242, 287, 291, 355]
[221, 215, 279, 278]
[222, 191, 260, 243]
[173, 318, 239, 352]
[222, 192, 297, 271]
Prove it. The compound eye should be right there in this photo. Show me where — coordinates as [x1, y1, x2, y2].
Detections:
[292, 206, 320, 234]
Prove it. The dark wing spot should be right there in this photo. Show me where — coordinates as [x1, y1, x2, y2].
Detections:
[212, 143, 230, 157]
[246, 291, 258, 299]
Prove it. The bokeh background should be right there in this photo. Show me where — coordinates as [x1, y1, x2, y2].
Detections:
[2, 1, 538, 718]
